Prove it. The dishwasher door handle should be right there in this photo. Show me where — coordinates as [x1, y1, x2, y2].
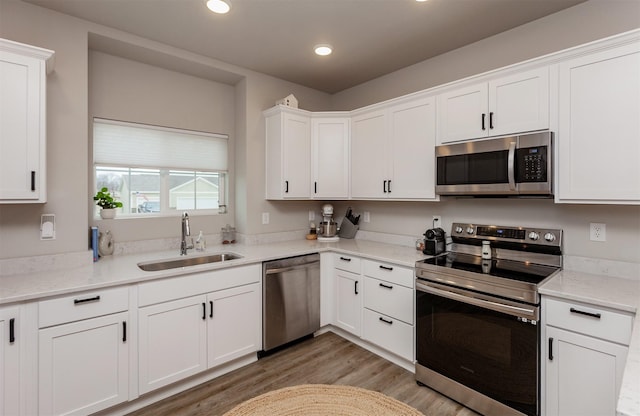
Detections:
[265, 261, 320, 275]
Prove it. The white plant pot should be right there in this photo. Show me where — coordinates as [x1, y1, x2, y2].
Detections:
[100, 208, 116, 219]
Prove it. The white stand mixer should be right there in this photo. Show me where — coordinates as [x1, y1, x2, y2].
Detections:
[317, 203, 339, 242]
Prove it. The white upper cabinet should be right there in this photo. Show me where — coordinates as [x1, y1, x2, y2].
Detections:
[556, 41, 640, 204]
[351, 95, 438, 200]
[311, 117, 350, 199]
[437, 67, 549, 144]
[265, 107, 311, 199]
[0, 38, 54, 203]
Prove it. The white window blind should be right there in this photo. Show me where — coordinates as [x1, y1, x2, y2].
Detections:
[93, 118, 228, 172]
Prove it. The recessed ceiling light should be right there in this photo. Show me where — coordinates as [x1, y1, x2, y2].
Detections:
[314, 44, 333, 56]
[206, 0, 231, 14]
[416, 0, 429, 2]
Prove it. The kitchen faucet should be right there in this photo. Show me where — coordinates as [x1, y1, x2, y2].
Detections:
[180, 212, 193, 255]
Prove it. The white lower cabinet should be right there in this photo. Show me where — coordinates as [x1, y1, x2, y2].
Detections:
[543, 296, 632, 416]
[0, 305, 20, 416]
[334, 269, 362, 336]
[38, 288, 130, 416]
[137, 265, 261, 395]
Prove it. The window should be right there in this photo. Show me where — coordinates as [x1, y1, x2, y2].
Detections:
[93, 118, 228, 217]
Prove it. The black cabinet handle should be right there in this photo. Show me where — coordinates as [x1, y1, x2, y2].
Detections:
[314, 181, 317, 194]
[379, 317, 393, 325]
[570, 307, 602, 319]
[31, 171, 36, 191]
[354, 281, 359, 295]
[548, 337, 554, 361]
[74, 295, 101, 305]
[209, 301, 214, 318]
[387, 180, 391, 193]
[9, 318, 15, 344]
[379, 265, 393, 271]
[202, 302, 206, 320]
[285, 180, 289, 193]
[122, 321, 127, 343]
[481, 113, 486, 130]
[379, 283, 393, 289]
[383, 180, 387, 193]
[489, 112, 494, 129]
[339, 256, 352, 262]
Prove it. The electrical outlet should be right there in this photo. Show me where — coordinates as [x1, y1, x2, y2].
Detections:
[309, 210, 315, 221]
[363, 211, 370, 223]
[432, 215, 442, 228]
[262, 212, 270, 225]
[590, 223, 606, 242]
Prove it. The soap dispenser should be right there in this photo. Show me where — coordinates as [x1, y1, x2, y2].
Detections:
[195, 231, 205, 251]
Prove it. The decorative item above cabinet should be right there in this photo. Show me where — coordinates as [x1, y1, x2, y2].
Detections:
[0, 38, 55, 204]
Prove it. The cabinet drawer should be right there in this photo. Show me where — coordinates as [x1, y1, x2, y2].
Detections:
[39, 286, 129, 328]
[334, 253, 361, 274]
[362, 259, 413, 288]
[363, 277, 413, 324]
[362, 308, 413, 361]
[545, 297, 632, 345]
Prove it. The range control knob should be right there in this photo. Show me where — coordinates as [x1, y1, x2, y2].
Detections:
[544, 232, 556, 242]
[466, 227, 475, 235]
[454, 226, 463, 234]
[528, 231, 540, 241]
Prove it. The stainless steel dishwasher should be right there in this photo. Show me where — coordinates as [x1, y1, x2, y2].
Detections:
[261, 253, 320, 355]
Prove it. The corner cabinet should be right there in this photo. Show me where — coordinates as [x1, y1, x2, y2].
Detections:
[436, 67, 549, 144]
[333, 254, 362, 336]
[542, 296, 632, 416]
[0, 38, 54, 203]
[137, 265, 261, 394]
[351, 95, 438, 200]
[311, 116, 350, 199]
[556, 41, 640, 204]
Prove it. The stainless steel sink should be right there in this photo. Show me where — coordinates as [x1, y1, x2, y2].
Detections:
[137, 252, 243, 271]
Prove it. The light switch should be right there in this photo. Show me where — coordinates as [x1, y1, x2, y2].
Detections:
[41, 214, 56, 240]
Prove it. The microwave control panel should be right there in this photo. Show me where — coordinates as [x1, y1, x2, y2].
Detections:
[516, 146, 547, 182]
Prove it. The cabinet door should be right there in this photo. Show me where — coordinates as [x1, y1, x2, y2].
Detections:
[436, 82, 488, 143]
[312, 117, 350, 199]
[283, 112, 311, 198]
[0, 307, 19, 416]
[388, 97, 437, 199]
[488, 67, 549, 136]
[557, 43, 640, 203]
[207, 283, 261, 368]
[39, 312, 129, 416]
[138, 295, 207, 394]
[0, 50, 44, 201]
[545, 326, 628, 416]
[335, 269, 362, 336]
[350, 109, 388, 198]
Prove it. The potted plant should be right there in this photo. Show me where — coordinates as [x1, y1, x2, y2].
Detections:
[94, 187, 123, 219]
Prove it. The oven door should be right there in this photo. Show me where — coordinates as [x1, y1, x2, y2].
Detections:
[416, 280, 539, 416]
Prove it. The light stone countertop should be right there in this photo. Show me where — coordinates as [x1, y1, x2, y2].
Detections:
[540, 270, 640, 416]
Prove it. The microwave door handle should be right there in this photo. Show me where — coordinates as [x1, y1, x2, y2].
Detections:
[508, 141, 516, 191]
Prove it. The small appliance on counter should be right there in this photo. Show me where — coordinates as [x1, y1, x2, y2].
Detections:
[423, 227, 445, 256]
[317, 203, 339, 242]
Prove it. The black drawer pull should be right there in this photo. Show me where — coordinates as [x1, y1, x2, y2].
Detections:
[379, 283, 393, 289]
[548, 337, 553, 361]
[9, 318, 15, 343]
[74, 295, 101, 305]
[31, 171, 36, 191]
[209, 301, 214, 318]
[379, 265, 393, 271]
[379, 317, 393, 325]
[339, 257, 352, 262]
[570, 307, 601, 319]
[122, 321, 127, 343]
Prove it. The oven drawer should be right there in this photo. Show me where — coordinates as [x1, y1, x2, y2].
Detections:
[362, 308, 413, 361]
[362, 259, 413, 288]
[544, 297, 632, 345]
[363, 277, 413, 324]
[334, 253, 361, 274]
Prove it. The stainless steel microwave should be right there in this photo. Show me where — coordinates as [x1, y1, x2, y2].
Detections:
[436, 131, 553, 196]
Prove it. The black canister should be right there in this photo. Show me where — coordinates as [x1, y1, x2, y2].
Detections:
[423, 227, 446, 255]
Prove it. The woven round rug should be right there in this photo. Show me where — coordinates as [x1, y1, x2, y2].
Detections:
[223, 384, 423, 416]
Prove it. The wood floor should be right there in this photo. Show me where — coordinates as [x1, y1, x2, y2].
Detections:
[127, 332, 479, 416]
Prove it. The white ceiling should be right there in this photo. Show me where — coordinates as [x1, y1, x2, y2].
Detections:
[22, 0, 587, 93]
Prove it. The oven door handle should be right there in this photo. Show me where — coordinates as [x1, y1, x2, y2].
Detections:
[416, 281, 537, 321]
[507, 141, 517, 191]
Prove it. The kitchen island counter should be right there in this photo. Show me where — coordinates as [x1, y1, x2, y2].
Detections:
[540, 270, 640, 416]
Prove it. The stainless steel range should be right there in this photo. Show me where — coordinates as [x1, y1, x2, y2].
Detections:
[415, 222, 563, 416]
